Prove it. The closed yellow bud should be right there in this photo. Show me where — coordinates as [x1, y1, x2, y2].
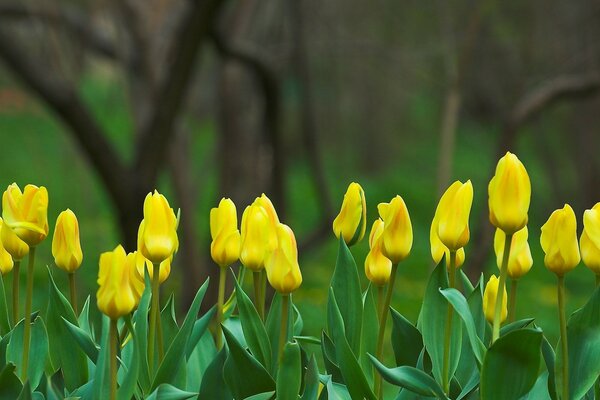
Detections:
[580, 203, 600, 275]
[2, 183, 49, 246]
[364, 219, 392, 286]
[129, 252, 145, 306]
[488, 152, 531, 234]
[483, 275, 507, 324]
[265, 223, 302, 294]
[0, 218, 28, 261]
[540, 204, 580, 276]
[97, 245, 137, 319]
[52, 209, 83, 273]
[240, 200, 279, 271]
[333, 182, 366, 246]
[434, 180, 473, 251]
[138, 191, 178, 264]
[134, 251, 171, 284]
[0, 219, 13, 275]
[494, 227, 533, 280]
[210, 198, 241, 268]
[255, 194, 280, 226]
[377, 196, 413, 264]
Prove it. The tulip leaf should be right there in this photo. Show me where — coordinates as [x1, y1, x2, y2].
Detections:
[499, 318, 535, 336]
[7, 316, 49, 390]
[0, 363, 23, 398]
[265, 294, 291, 370]
[145, 383, 197, 400]
[0, 274, 10, 335]
[301, 355, 320, 400]
[541, 335, 558, 400]
[244, 391, 275, 400]
[233, 278, 272, 371]
[329, 237, 363, 355]
[77, 296, 93, 336]
[455, 277, 484, 388]
[185, 331, 216, 392]
[185, 306, 216, 359]
[117, 315, 139, 400]
[521, 372, 552, 399]
[62, 317, 99, 363]
[276, 341, 301, 400]
[160, 295, 179, 351]
[91, 315, 111, 400]
[458, 270, 475, 294]
[480, 328, 542, 400]
[390, 307, 423, 367]
[198, 347, 232, 400]
[133, 270, 153, 394]
[322, 374, 352, 400]
[321, 331, 343, 382]
[360, 285, 378, 381]
[368, 354, 448, 399]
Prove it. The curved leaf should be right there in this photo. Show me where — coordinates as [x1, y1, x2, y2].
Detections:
[276, 341, 301, 400]
[390, 307, 423, 367]
[198, 347, 232, 400]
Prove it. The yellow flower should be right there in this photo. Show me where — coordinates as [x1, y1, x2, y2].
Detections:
[494, 227, 533, 280]
[540, 204, 580, 276]
[128, 252, 145, 306]
[2, 183, 49, 246]
[265, 223, 302, 294]
[97, 245, 137, 319]
[0, 219, 13, 275]
[255, 194, 280, 226]
[134, 251, 171, 284]
[138, 191, 178, 264]
[210, 198, 241, 268]
[581, 203, 600, 275]
[52, 209, 83, 273]
[0, 217, 28, 261]
[364, 219, 392, 286]
[377, 195, 413, 264]
[434, 180, 473, 251]
[488, 152, 531, 234]
[240, 199, 279, 271]
[483, 275, 507, 323]
[332, 182, 366, 246]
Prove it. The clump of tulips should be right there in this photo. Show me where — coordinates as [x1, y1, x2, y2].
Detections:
[0, 151, 599, 399]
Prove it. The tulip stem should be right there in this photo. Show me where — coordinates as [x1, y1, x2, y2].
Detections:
[374, 263, 399, 399]
[21, 246, 35, 381]
[558, 274, 569, 400]
[253, 271, 264, 320]
[148, 263, 161, 373]
[508, 279, 518, 323]
[278, 294, 290, 364]
[216, 267, 227, 349]
[109, 318, 118, 400]
[442, 251, 457, 395]
[68, 272, 78, 315]
[492, 233, 513, 343]
[374, 284, 386, 398]
[12, 260, 19, 327]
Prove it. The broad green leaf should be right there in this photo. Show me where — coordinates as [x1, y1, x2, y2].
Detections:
[329, 237, 363, 355]
[541, 336, 557, 400]
[293, 304, 304, 336]
[369, 354, 448, 399]
[520, 372, 551, 399]
[117, 316, 139, 400]
[321, 331, 342, 382]
[294, 336, 320, 345]
[360, 285, 378, 382]
[145, 383, 197, 400]
[91, 316, 111, 400]
[301, 355, 320, 400]
[499, 318, 535, 336]
[0, 274, 10, 335]
[7, 316, 49, 389]
[265, 294, 291, 370]
[0, 363, 23, 398]
[185, 307, 216, 359]
[17, 381, 32, 400]
[322, 375, 352, 400]
[62, 317, 99, 363]
[185, 331, 216, 392]
[245, 392, 275, 400]
[458, 270, 475, 294]
[455, 277, 484, 388]
[390, 307, 423, 367]
[276, 341, 301, 400]
[480, 328, 542, 400]
[198, 347, 232, 400]
[160, 295, 179, 352]
[133, 271, 153, 394]
[77, 296, 93, 336]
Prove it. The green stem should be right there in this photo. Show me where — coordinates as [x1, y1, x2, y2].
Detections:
[253, 271, 264, 320]
[157, 302, 164, 362]
[21, 246, 35, 381]
[110, 318, 118, 400]
[558, 274, 569, 400]
[442, 251, 457, 395]
[216, 267, 227, 349]
[492, 233, 513, 343]
[12, 260, 19, 327]
[596, 274, 600, 287]
[278, 294, 290, 364]
[508, 279, 518, 323]
[260, 270, 267, 318]
[374, 284, 386, 398]
[68, 272, 78, 315]
[148, 263, 160, 373]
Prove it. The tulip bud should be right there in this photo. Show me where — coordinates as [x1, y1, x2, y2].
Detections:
[494, 227, 533, 280]
[364, 219, 392, 286]
[138, 191, 178, 264]
[2, 183, 49, 246]
[580, 203, 600, 275]
[488, 152, 531, 234]
[128, 252, 145, 306]
[265, 223, 302, 294]
[0, 217, 28, 261]
[434, 180, 473, 251]
[97, 245, 137, 319]
[255, 193, 280, 225]
[240, 200, 278, 271]
[0, 219, 13, 275]
[134, 251, 171, 284]
[430, 226, 466, 268]
[377, 195, 413, 264]
[210, 198, 241, 268]
[52, 209, 83, 273]
[333, 182, 367, 246]
[483, 275, 507, 324]
[540, 204, 580, 276]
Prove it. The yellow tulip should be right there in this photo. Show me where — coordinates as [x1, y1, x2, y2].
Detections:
[138, 191, 178, 264]
[0, 217, 28, 261]
[128, 252, 145, 306]
[240, 201, 278, 271]
[209, 198, 241, 268]
[332, 182, 366, 246]
[134, 251, 171, 284]
[434, 180, 473, 251]
[494, 227, 533, 280]
[488, 152, 531, 234]
[540, 204, 580, 276]
[97, 245, 137, 319]
[364, 219, 392, 286]
[255, 193, 280, 225]
[2, 183, 49, 246]
[581, 203, 600, 275]
[430, 228, 466, 268]
[483, 275, 507, 323]
[265, 223, 302, 294]
[52, 209, 83, 273]
[0, 219, 13, 275]
[377, 196, 413, 264]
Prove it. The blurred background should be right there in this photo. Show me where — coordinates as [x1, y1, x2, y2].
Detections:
[0, 0, 599, 346]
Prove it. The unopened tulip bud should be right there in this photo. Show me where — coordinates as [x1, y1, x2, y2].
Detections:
[364, 219, 392, 286]
[52, 209, 83, 273]
[434, 180, 473, 251]
[377, 195, 413, 264]
[97, 245, 137, 319]
[0, 219, 13, 275]
[240, 199, 278, 271]
[494, 227, 533, 280]
[581, 203, 600, 275]
[210, 198, 241, 268]
[134, 251, 171, 284]
[0, 219, 28, 261]
[541, 204, 580, 276]
[265, 223, 302, 294]
[138, 191, 178, 264]
[2, 183, 49, 246]
[333, 182, 366, 246]
[483, 275, 507, 324]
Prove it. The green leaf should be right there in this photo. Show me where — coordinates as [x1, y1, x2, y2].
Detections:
[390, 307, 423, 367]
[17, 381, 32, 400]
[7, 316, 49, 389]
[77, 296, 93, 335]
[185, 307, 216, 359]
[91, 316, 111, 400]
[322, 375, 352, 400]
[222, 325, 276, 399]
[145, 383, 197, 400]
[62, 317, 99, 363]
[186, 331, 216, 392]
[117, 316, 139, 400]
[321, 331, 342, 382]
[160, 295, 179, 352]
[480, 328, 542, 400]
[329, 237, 363, 355]
[520, 372, 551, 399]
[360, 285, 378, 382]
[0, 274, 10, 335]
[244, 392, 275, 400]
[369, 354, 448, 399]
[294, 336, 320, 346]
[133, 270, 153, 394]
[276, 341, 301, 400]
[458, 270, 475, 294]
[541, 336, 557, 400]
[198, 347, 232, 400]
[234, 278, 272, 370]
[0, 363, 23, 398]
[499, 318, 535, 336]
[301, 355, 320, 400]
[265, 294, 288, 369]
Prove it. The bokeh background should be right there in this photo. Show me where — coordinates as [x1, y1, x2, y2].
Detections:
[1, 0, 600, 348]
